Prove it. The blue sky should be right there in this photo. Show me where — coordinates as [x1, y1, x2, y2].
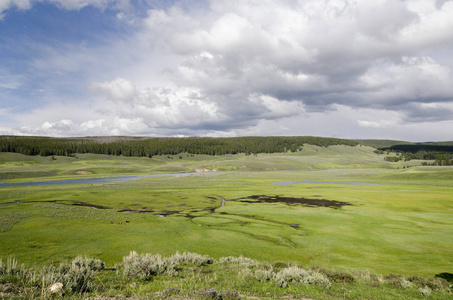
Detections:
[1, 0, 453, 141]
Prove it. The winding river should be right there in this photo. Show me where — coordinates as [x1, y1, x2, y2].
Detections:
[0, 172, 206, 188]
[0, 171, 377, 188]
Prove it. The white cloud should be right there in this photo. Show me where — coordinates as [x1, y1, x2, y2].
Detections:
[0, 0, 33, 12]
[90, 78, 136, 102]
[2, 0, 453, 139]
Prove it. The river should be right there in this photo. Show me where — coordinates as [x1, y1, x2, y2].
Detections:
[0, 172, 206, 188]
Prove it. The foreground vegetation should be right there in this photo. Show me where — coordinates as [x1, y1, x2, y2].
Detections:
[1, 139, 452, 299]
[1, 252, 451, 299]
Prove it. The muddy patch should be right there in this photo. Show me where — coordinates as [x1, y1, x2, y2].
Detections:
[237, 195, 352, 209]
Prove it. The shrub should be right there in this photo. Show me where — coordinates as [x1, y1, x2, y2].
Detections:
[123, 251, 178, 280]
[418, 286, 432, 297]
[384, 274, 410, 288]
[274, 266, 307, 288]
[171, 252, 214, 266]
[274, 266, 331, 288]
[71, 255, 105, 271]
[400, 278, 413, 289]
[37, 255, 105, 293]
[219, 256, 256, 268]
[0, 257, 35, 286]
[356, 271, 383, 287]
[254, 269, 274, 282]
[408, 276, 450, 291]
[60, 256, 104, 292]
[302, 271, 332, 288]
[316, 267, 355, 283]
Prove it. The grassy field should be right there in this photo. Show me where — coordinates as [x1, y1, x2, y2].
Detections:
[1, 145, 452, 299]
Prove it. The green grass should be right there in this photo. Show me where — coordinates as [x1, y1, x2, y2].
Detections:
[1, 252, 451, 299]
[0, 146, 452, 298]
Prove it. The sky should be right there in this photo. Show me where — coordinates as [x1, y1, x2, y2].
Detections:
[1, 0, 453, 141]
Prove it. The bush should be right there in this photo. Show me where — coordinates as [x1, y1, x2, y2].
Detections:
[302, 271, 332, 288]
[71, 255, 105, 271]
[316, 267, 355, 283]
[384, 274, 413, 288]
[254, 269, 274, 282]
[37, 255, 105, 293]
[123, 251, 178, 280]
[273, 266, 331, 288]
[408, 276, 450, 291]
[418, 286, 432, 297]
[219, 256, 256, 268]
[60, 256, 104, 292]
[171, 252, 214, 266]
[274, 266, 307, 288]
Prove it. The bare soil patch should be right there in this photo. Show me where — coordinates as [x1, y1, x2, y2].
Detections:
[237, 195, 352, 209]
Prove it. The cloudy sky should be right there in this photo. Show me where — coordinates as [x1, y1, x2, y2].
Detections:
[1, 0, 453, 141]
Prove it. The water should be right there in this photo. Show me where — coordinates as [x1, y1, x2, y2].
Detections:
[0, 172, 206, 188]
[0, 201, 20, 207]
[0, 171, 377, 188]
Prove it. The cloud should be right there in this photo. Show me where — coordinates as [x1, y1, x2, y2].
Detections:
[140, 0, 453, 112]
[2, 0, 453, 140]
[90, 77, 136, 102]
[0, 0, 33, 12]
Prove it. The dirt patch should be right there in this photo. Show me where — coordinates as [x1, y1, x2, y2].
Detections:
[237, 195, 352, 209]
[75, 170, 93, 175]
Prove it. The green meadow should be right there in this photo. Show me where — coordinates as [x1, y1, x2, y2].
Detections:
[1, 145, 452, 299]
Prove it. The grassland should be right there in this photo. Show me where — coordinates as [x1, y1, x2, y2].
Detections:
[0, 145, 452, 299]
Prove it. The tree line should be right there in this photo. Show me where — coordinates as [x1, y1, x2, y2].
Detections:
[379, 144, 453, 166]
[0, 136, 358, 158]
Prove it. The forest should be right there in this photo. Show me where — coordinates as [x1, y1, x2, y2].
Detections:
[378, 144, 453, 165]
[0, 136, 358, 157]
